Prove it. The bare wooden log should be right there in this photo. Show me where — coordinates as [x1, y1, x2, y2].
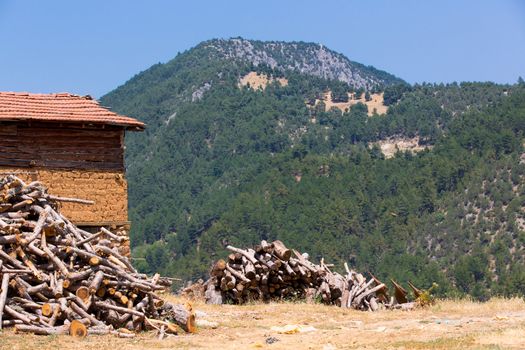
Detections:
[242, 258, 256, 280]
[102, 279, 154, 292]
[291, 251, 317, 273]
[89, 270, 104, 295]
[369, 297, 379, 311]
[226, 264, 250, 283]
[23, 205, 51, 245]
[146, 317, 179, 335]
[76, 231, 103, 246]
[93, 301, 145, 318]
[69, 300, 104, 326]
[27, 242, 46, 257]
[4, 305, 38, 324]
[353, 283, 386, 307]
[47, 195, 94, 205]
[226, 245, 258, 265]
[271, 240, 291, 261]
[0, 272, 10, 329]
[41, 303, 55, 317]
[0, 248, 26, 270]
[0, 235, 18, 244]
[11, 276, 33, 300]
[27, 282, 50, 295]
[100, 227, 127, 243]
[95, 245, 136, 272]
[15, 324, 69, 335]
[48, 301, 61, 326]
[260, 240, 273, 253]
[42, 246, 69, 276]
[16, 246, 45, 281]
[66, 268, 94, 281]
[3, 319, 23, 327]
[160, 302, 196, 333]
[353, 279, 375, 300]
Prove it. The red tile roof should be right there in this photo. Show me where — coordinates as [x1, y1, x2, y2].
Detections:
[0, 92, 144, 129]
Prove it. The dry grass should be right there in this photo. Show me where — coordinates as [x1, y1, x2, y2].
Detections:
[2, 297, 525, 350]
[238, 72, 288, 90]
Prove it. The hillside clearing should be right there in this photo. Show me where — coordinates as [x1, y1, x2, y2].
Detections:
[2, 297, 524, 350]
[238, 71, 288, 90]
[312, 91, 388, 116]
[373, 136, 432, 158]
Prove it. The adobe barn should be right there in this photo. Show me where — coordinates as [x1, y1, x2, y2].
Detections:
[0, 92, 144, 251]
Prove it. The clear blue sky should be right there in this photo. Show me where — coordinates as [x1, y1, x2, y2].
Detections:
[1, 0, 524, 98]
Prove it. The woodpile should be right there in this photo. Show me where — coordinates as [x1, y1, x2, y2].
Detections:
[0, 175, 196, 337]
[205, 240, 417, 311]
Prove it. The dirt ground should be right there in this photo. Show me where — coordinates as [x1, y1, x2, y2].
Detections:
[2, 297, 525, 350]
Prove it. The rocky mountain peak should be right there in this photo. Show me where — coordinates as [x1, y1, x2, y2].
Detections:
[202, 38, 403, 90]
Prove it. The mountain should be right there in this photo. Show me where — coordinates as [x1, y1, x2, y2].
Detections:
[200, 38, 404, 89]
[101, 38, 403, 133]
[100, 38, 525, 299]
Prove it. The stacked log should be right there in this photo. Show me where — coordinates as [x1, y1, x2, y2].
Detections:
[0, 175, 195, 336]
[206, 240, 415, 311]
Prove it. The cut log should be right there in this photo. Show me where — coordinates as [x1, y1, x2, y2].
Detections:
[41, 303, 54, 317]
[160, 302, 196, 333]
[271, 240, 291, 261]
[89, 270, 104, 295]
[75, 286, 90, 303]
[15, 324, 68, 335]
[69, 319, 87, 338]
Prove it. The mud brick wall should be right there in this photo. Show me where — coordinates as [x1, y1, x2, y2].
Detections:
[0, 167, 128, 225]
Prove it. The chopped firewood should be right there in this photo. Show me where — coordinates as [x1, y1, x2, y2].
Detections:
[0, 175, 196, 337]
[204, 240, 422, 311]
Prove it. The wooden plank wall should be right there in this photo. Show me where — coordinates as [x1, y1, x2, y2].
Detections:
[0, 122, 124, 170]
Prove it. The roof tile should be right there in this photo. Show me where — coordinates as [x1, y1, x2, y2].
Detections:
[0, 92, 144, 129]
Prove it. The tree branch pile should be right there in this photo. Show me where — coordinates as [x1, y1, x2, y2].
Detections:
[205, 240, 419, 311]
[0, 175, 195, 337]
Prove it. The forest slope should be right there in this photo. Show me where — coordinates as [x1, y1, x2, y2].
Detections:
[101, 38, 524, 298]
